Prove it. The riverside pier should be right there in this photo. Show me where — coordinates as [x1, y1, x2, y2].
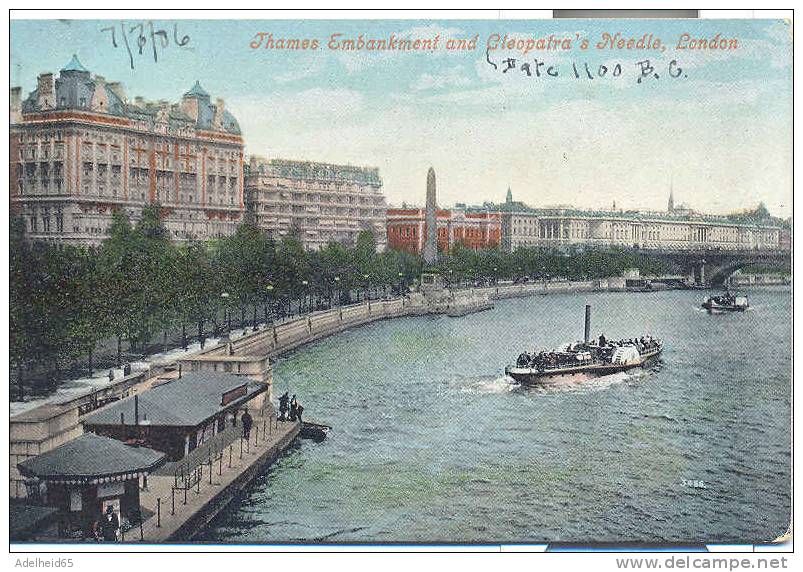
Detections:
[137, 417, 300, 542]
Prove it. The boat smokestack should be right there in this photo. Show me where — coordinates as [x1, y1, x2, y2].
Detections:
[134, 395, 139, 426]
[584, 304, 591, 343]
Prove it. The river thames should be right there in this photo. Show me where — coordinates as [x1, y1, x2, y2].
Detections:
[200, 287, 791, 544]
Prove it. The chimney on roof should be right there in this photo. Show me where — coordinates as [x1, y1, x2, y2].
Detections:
[181, 93, 199, 123]
[10, 87, 22, 124]
[36, 73, 55, 110]
[90, 75, 109, 112]
[134, 394, 139, 426]
[213, 98, 225, 129]
[107, 82, 126, 102]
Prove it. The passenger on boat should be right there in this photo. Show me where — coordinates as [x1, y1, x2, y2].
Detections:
[599, 334, 607, 346]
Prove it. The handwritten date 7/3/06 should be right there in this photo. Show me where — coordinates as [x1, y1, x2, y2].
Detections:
[101, 21, 191, 70]
[487, 52, 688, 83]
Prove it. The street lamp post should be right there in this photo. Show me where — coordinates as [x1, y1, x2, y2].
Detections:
[301, 280, 309, 313]
[220, 292, 231, 339]
[265, 284, 274, 325]
[333, 276, 340, 307]
[397, 272, 404, 296]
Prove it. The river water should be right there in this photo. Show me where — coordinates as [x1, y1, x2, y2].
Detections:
[199, 288, 791, 544]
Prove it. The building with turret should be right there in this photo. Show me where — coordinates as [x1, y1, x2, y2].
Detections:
[10, 55, 245, 245]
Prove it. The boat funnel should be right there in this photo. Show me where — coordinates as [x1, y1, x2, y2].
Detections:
[584, 304, 591, 343]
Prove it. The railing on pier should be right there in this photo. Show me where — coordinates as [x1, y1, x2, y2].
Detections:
[158, 408, 280, 529]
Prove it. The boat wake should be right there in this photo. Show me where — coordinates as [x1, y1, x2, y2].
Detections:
[513, 366, 656, 395]
[697, 305, 754, 315]
[451, 374, 516, 395]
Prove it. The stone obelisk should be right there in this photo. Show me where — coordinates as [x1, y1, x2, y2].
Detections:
[423, 167, 438, 265]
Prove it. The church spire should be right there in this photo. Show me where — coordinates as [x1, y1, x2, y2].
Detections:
[505, 186, 513, 204]
[668, 175, 675, 212]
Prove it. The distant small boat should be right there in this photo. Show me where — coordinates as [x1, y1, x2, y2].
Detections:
[702, 292, 749, 312]
[300, 421, 331, 442]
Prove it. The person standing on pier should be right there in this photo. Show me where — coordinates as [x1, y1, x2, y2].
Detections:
[296, 401, 304, 424]
[241, 409, 253, 441]
[278, 392, 289, 421]
[289, 395, 298, 421]
[101, 505, 119, 541]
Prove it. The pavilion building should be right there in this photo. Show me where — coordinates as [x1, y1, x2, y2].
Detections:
[82, 371, 270, 461]
[16, 432, 165, 538]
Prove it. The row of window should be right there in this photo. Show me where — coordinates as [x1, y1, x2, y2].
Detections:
[29, 214, 64, 233]
[19, 146, 65, 160]
[256, 178, 383, 193]
[513, 219, 775, 241]
[259, 191, 384, 205]
[18, 128, 240, 155]
[257, 204, 385, 217]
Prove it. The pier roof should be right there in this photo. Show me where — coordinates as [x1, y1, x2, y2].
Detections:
[83, 372, 264, 428]
[17, 433, 165, 482]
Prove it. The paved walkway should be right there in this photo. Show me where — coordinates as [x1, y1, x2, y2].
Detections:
[132, 413, 300, 543]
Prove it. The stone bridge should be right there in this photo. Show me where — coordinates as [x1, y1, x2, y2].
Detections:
[652, 248, 790, 286]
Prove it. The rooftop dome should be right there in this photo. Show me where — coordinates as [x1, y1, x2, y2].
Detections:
[184, 80, 209, 98]
[61, 54, 89, 73]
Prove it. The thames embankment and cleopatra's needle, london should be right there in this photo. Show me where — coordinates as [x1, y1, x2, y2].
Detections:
[8, 30, 791, 546]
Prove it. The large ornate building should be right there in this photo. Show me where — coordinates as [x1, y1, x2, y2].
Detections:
[244, 156, 387, 250]
[495, 189, 783, 253]
[10, 55, 245, 245]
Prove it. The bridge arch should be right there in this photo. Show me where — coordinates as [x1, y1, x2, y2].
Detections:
[706, 260, 757, 287]
[650, 249, 789, 287]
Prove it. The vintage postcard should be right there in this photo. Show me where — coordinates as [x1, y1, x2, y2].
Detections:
[6, 10, 793, 559]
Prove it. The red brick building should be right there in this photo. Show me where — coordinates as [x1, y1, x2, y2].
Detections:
[386, 207, 501, 254]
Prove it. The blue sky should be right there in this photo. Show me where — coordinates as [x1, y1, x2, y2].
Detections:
[11, 18, 793, 216]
